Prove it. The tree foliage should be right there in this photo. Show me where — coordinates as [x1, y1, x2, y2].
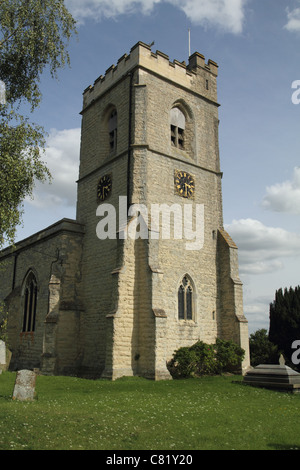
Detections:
[0, 108, 49, 245]
[0, 0, 77, 108]
[269, 286, 300, 367]
[0, 0, 77, 247]
[249, 328, 279, 367]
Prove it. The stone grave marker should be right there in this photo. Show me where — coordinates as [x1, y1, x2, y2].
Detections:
[12, 369, 37, 401]
[0, 340, 5, 370]
[0, 340, 12, 371]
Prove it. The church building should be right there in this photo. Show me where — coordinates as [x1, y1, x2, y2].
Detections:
[0, 42, 250, 379]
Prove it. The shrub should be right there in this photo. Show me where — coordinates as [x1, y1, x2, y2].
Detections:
[167, 346, 198, 378]
[168, 339, 245, 378]
[189, 341, 217, 376]
[215, 338, 245, 373]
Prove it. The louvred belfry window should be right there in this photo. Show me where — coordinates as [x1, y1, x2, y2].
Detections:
[170, 107, 185, 149]
[108, 109, 117, 151]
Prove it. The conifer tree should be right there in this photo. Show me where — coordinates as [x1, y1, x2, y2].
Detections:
[269, 286, 300, 366]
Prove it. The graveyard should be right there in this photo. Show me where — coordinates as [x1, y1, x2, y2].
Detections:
[0, 370, 300, 450]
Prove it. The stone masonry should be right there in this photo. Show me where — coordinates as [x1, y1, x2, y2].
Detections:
[0, 42, 250, 379]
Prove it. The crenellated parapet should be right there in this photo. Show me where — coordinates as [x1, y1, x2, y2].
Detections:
[82, 41, 219, 110]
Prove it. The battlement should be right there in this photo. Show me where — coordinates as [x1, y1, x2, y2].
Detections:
[82, 41, 218, 110]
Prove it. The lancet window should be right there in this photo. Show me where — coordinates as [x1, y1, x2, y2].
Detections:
[178, 275, 194, 320]
[22, 272, 37, 333]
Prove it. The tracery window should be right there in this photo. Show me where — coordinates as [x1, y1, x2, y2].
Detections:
[178, 276, 194, 320]
[22, 272, 37, 333]
[170, 107, 185, 149]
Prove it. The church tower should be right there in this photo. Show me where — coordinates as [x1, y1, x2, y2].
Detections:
[0, 41, 250, 378]
[76, 41, 250, 379]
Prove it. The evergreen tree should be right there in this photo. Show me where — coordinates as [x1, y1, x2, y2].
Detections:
[249, 329, 279, 366]
[269, 286, 300, 367]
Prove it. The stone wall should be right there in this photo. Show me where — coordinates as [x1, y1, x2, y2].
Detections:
[76, 65, 132, 377]
[0, 219, 84, 374]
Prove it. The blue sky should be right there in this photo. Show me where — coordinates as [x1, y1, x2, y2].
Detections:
[12, 0, 300, 333]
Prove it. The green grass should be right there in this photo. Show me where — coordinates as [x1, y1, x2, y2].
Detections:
[0, 372, 300, 450]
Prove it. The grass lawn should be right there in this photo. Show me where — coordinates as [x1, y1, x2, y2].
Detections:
[0, 371, 300, 450]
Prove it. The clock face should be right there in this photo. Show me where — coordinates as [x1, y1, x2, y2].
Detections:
[175, 170, 195, 199]
[97, 174, 112, 201]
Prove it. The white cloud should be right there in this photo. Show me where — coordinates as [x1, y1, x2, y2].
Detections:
[225, 218, 300, 275]
[66, 0, 246, 33]
[243, 296, 271, 332]
[27, 128, 81, 209]
[261, 167, 300, 214]
[171, 0, 246, 34]
[65, 0, 160, 24]
[285, 6, 300, 32]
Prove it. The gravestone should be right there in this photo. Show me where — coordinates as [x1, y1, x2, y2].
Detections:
[0, 340, 5, 370]
[0, 340, 12, 371]
[12, 370, 37, 401]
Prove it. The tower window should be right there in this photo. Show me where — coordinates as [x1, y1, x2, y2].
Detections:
[108, 109, 117, 151]
[178, 276, 194, 321]
[22, 272, 37, 333]
[170, 107, 185, 149]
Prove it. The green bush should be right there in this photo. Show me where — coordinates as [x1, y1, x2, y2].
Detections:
[215, 338, 245, 373]
[168, 339, 245, 378]
[189, 341, 217, 376]
[167, 346, 198, 378]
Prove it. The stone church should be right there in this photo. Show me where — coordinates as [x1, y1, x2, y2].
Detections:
[0, 42, 250, 379]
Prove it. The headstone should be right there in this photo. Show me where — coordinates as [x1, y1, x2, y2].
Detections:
[0, 340, 5, 369]
[0, 341, 12, 371]
[12, 370, 37, 401]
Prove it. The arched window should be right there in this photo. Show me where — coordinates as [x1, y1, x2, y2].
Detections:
[108, 109, 117, 152]
[178, 275, 194, 320]
[170, 107, 185, 149]
[22, 272, 37, 333]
